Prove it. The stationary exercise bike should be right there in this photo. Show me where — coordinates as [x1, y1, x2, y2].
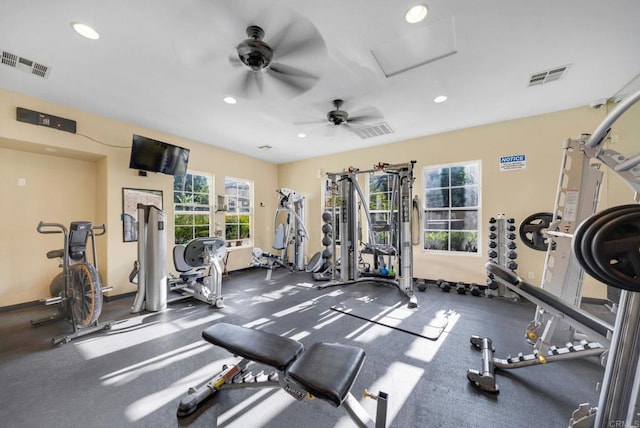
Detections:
[33, 221, 113, 345]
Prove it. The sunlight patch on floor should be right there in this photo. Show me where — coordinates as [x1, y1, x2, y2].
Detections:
[218, 389, 295, 427]
[124, 358, 234, 422]
[271, 289, 343, 318]
[101, 340, 210, 387]
[314, 309, 346, 329]
[351, 323, 394, 343]
[335, 361, 424, 428]
[74, 310, 224, 359]
[405, 310, 460, 363]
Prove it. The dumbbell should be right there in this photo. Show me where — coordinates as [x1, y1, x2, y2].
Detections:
[489, 241, 497, 248]
[507, 218, 515, 224]
[489, 217, 497, 224]
[415, 279, 427, 292]
[507, 241, 517, 250]
[488, 250, 498, 259]
[489, 233, 497, 240]
[486, 278, 499, 290]
[470, 283, 482, 296]
[507, 224, 516, 232]
[489, 225, 497, 231]
[456, 282, 467, 294]
[507, 233, 516, 240]
[507, 251, 517, 260]
[507, 261, 518, 271]
[436, 279, 451, 292]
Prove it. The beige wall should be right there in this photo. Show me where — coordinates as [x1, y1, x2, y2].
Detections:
[0, 88, 277, 306]
[1, 86, 638, 307]
[279, 105, 639, 299]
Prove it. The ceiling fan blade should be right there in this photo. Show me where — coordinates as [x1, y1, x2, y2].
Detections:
[229, 70, 263, 99]
[267, 64, 318, 95]
[268, 19, 326, 61]
[347, 106, 384, 124]
[229, 54, 243, 68]
[269, 63, 318, 80]
[293, 119, 328, 126]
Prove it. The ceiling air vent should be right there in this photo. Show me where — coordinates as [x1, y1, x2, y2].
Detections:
[527, 65, 569, 87]
[1, 50, 51, 78]
[353, 122, 394, 139]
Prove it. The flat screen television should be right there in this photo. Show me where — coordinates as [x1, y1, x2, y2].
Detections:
[129, 134, 190, 176]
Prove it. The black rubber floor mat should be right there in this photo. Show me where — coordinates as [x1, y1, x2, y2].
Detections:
[331, 298, 449, 340]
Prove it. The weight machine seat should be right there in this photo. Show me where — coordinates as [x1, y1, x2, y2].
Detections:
[47, 249, 65, 259]
[486, 262, 612, 338]
[286, 342, 366, 407]
[202, 322, 304, 372]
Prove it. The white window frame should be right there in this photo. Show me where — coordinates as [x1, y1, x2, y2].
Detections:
[224, 177, 253, 248]
[173, 170, 213, 245]
[422, 160, 481, 255]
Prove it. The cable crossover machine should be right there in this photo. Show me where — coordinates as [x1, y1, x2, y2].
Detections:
[317, 161, 418, 308]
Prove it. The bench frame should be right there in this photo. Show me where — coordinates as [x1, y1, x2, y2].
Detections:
[178, 324, 388, 428]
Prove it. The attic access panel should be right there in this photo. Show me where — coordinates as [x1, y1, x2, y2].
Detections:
[371, 16, 457, 78]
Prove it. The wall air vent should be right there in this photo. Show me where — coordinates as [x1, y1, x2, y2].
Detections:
[1, 50, 51, 78]
[527, 65, 569, 87]
[258, 145, 272, 150]
[352, 122, 394, 139]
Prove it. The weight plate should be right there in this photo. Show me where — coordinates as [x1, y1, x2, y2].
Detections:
[574, 205, 639, 286]
[519, 212, 557, 251]
[591, 208, 640, 292]
[573, 213, 600, 281]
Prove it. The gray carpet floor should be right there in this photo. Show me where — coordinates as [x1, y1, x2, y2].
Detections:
[0, 268, 607, 427]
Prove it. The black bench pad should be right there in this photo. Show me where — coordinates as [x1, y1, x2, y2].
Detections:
[486, 262, 612, 338]
[286, 342, 366, 407]
[202, 323, 304, 371]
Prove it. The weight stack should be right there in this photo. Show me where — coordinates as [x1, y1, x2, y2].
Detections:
[487, 215, 518, 299]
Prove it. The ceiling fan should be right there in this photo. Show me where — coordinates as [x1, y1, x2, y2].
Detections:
[229, 22, 326, 99]
[299, 99, 384, 131]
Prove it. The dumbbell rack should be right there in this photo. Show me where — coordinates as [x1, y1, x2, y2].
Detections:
[487, 215, 518, 299]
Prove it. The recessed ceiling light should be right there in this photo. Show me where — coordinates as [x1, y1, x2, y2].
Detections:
[434, 95, 448, 103]
[405, 4, 428, 24]
[297, 133, 307, 138]
[223, 96, 237, 104]
[71, 22, 100, 40]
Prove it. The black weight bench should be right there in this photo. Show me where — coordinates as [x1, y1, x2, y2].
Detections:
[178, 322, 388, 427]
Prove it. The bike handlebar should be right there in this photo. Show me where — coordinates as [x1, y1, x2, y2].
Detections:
[36, 221, 107, 236]
[36, 221, 67, 235]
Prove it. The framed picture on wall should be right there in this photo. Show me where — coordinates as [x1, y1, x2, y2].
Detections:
[122, 188, 163, 242]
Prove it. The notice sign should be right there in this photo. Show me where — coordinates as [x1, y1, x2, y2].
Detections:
[499, 154, 526, 171]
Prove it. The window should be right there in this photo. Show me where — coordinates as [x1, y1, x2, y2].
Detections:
[423, 161, 480, 253]
[225, 177, 252, 247]
[174, 172, 212, 244]
[368, 173, 395, 245]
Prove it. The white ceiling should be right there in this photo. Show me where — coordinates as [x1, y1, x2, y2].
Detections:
[1, 0, 639, 164]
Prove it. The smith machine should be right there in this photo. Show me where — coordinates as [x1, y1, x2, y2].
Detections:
[318, 161, 418, 308]
[468, 89, 640, 427]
